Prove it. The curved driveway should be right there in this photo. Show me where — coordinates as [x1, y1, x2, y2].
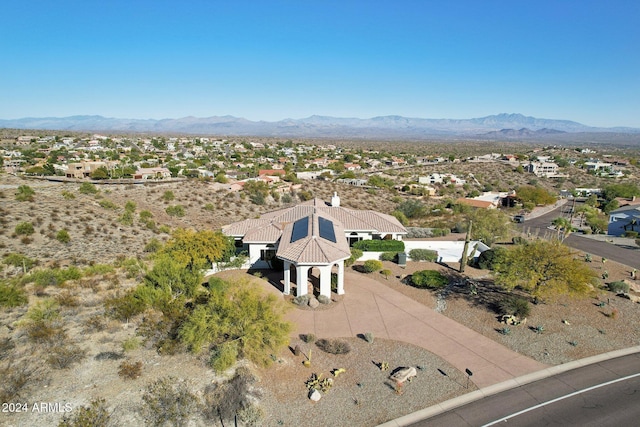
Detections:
[286, 271, 546, 389]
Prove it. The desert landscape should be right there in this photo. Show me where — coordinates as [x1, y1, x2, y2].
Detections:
[1, 158, 639, 426]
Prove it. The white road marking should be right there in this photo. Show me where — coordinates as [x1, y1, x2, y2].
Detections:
[482, 372, 640, 426]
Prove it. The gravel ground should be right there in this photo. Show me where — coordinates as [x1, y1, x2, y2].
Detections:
[256, 337, 474, 427]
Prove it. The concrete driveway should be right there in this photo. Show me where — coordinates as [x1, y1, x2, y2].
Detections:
[286, 271, 546, 389]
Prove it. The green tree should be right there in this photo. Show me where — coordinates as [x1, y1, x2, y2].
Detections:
[495, 240, 598, 301]
[90, 167, 109, 180]
[178, 279, 291, 367]
[601, 183, 640, 201]
[466, 209, 513, 246]
[515, 185, 556, 206]
[161, 229, 234, 271]
[396, 199, 426, 219]
[144, 254, 203, 299]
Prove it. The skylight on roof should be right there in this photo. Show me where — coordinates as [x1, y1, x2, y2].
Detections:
[290, 216, 309, 243]
[318, 216, 337, 243]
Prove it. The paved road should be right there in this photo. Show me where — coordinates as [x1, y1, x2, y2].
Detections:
[409, 352, 640, 427]
[519, 204, 640, 270]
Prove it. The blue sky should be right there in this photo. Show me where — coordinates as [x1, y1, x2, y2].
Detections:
[1, 0, 639, 127]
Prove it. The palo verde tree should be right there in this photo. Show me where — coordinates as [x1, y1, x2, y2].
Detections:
[465, 208, 513, 246]
[179, 279, 291, 370]
[160, 229, 235, 271]
[494, 240, 598, 301]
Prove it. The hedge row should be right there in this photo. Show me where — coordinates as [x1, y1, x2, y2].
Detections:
[353, 240, 405, 252]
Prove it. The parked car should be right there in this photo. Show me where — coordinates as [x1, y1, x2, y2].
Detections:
[513, 215, 525, 223]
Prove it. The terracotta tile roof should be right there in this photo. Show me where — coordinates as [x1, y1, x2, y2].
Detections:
[243, 222, 285, 243]
[456, 198, 495, 209]
[276, 213, 351, 264]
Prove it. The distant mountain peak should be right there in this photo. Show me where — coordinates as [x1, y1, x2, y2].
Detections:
[0, 113, 638, 143]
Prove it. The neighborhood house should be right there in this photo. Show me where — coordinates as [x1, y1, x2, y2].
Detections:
[222, 193, 407, 298]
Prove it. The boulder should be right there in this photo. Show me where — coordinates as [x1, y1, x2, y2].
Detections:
[308, 297, 320, 309]
[390, 366, 417, 383]
[309, 389, 322, 402]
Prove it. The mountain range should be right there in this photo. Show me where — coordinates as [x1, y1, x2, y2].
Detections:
[1, 113, 639, 143]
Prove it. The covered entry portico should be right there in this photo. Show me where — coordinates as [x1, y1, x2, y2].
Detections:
[282, 260, 346, 297]
[277, 212, 351, 299]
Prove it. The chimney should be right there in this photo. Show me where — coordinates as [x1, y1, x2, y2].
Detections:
[331, 192, 340, 207]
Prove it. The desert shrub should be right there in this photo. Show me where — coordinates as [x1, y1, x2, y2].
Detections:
[498, 296, 531, 318]
[203, 367, 261, 423]
[209, 341, 238, 373]
[512, 236, 527, 245]
[21, 266, 82, 287]
[0, 281, 28, 307]
[61, 190, 75, 200]
[56, 229, 71, 243]
[608, 281, 630, 294]
[94, 352, 124, 361]
[47, 344, 87, 369]
[364, 332, 374, 343]
[79, 182, 99, 195]
[203, 203, 215, 211]
[144, 238, 163, 253]
[15, 185, 35, 201]
[15, 222, 35, 236]
[58, 398, 111, 427]
[118, 360, 143, 380]
[623, 230, 638, 238]
[431, 228, 450, 237]
[104, 290, 146, 323]
[410, 270, 448, 289]
[317, 294, 330, 304]
[0, 361, 40, 404]
[99, 199, 118, 210]
[237, 405, 264, 426]
[345, 248, 363, 267]
[301, 333, 316, 343]
[55, 290, 79, 307]
[116, 257, 146, 279]
[142, 377, 199, 427]
[3, 252, 36, 271]
[409, 249, 438, 262]
[476, 247, 506, 270]
[122, 337, 141, 352]
[293, 294, 310, 305]
[316, 338, 351, 354]
[165, 205, 185, 217]
[119, 210, 134, 226]
[84, 263, 114, 276]
[396, 199, 426, 218]
[353, 240, 405, 252]
[380, 269, 392, 280]
[162, 190, 175, 202]
[84, 315, 107, 332]
[379, 252, 398, 262]
[362, 259, 383, 273]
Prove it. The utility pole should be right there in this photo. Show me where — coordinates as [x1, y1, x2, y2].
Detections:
[459, 220, 472, 273]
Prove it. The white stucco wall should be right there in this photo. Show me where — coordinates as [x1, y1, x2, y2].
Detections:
[354, 240, 489, 263]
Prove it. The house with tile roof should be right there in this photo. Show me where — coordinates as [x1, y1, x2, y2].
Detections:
[222, 193, 407, 298]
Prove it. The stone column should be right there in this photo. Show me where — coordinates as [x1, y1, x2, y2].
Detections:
[283, 261, 291, 295]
